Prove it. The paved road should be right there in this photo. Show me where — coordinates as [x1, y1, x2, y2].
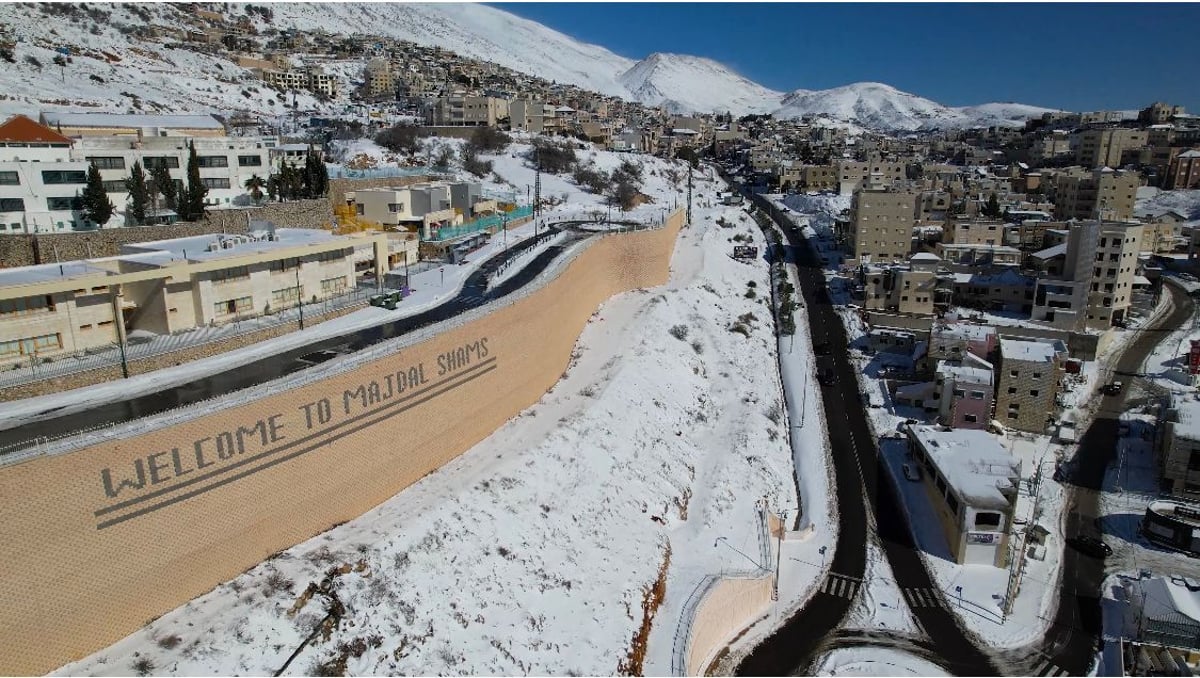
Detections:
[0, 228, 577, 448]
[1014, 281, 1195, 677]
[734, 187, 998, 676]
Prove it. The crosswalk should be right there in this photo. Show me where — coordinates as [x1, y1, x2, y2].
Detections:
[1031, 657, 1070, 676]
[902, 587, 946, 609]
[818, 573, 861, 599]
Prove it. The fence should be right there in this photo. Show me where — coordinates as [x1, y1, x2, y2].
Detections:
[327, 166, 452, 180]
[670, 502, 772, 676]
[0, 212, 682, 465]
[431, 205, 535, 242]
[0, 285, 381, 390]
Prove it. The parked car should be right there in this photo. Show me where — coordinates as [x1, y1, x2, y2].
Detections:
[1102, 381, 1124, 396]
[902, 462, 922, 481]
[1057, 420, 1078, 443]
[1071, 535, 1112, 559]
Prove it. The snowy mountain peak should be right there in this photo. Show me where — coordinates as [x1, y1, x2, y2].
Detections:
[619, 52, 783, 116]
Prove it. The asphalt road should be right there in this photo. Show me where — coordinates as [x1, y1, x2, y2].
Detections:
[1021, 281, 1196, 677]
[734, 186, 998, 676]
[0, 227, 577, 448]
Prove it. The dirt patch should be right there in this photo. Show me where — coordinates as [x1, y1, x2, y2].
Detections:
[617, 543, 671, 676]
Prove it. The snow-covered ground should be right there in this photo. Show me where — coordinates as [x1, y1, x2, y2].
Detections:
[49, 163, 815, 676]
[813, 647, 950, 677]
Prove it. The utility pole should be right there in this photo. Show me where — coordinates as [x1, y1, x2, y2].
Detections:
[773, 508, 785, 601]
[686, 162, 694, 227]
[295, 265, 305, 331]
[533, 148, 541, 218]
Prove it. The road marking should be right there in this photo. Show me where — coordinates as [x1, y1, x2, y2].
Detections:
[1032, 659, 1051, 675]
[819, 573, 860, 599]
[902, 587, 946, 608]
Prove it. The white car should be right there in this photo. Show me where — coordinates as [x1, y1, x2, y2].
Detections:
[1057, 420, 1078, 443]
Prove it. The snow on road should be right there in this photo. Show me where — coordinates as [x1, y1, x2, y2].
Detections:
[52, 165, 806, 676]
[813, 646, 950, 677]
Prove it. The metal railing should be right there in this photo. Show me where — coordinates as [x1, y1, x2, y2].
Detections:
[429, 205, 535, 242]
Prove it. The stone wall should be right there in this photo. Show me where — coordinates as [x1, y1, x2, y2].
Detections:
[0, 209, 684, 675]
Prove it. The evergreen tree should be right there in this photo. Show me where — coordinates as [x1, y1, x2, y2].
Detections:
[182, 140, 208, 220]
[244, 174, 265, 204]
[150, 163, 176, 212]
[266, 173, 279, 202]
[303, 144, 328, 199]
[984, 192, 1001, 218]
[81, 161, 114, 226]
[124, 160, 150, 225]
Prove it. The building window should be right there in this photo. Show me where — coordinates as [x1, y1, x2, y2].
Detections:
[1007, 411, 1018, 420]
[213, 296, 253, 316]
[952, 388, 966, 398]
[320, 277, 348, 294]
[46, 196, 81, 211]
[1007, 387, 1017, 394]
[0, 171, 19, 185]
[85, 156, 125, 170]
[1032, 372, 1041, 379]
[975, 511, 1001, 528]
[970, 391, 984, 400]
[271, 286, 302, 307]
[201, 177, 231, 189]
[102, 180, 127, 193]
[0, 197, 25, 212]
[388, 203, 404, 213]
[0, 333, 62, 357]
[1030, 390, 1040, 397]
[0, 295, 54, 316]
[41, 170, 87, 184]
[196, 155, 229, 168]
[946, 494, 960, 516]
[1009, 370, 1019, 377]
[144, 156, 180, 170]
[237, 155, 263, 167]
[211, 266, 250, 283]
[269, 257, 300, 273]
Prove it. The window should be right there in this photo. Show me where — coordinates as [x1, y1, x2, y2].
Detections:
[1007, 387, 1017, 394]
[0, 333, 61, 357]
[1032, 372, 1042, 379]
[320, 277, 348, 294]
[974, 511, 1001, 528]
[964, 413, 978, 423]
[1007, 412, 1019, 420]
[211, 266, 249, 283]
[144, 156, 180, 170]
[0, 295, 54, 316]
[237, 155, 263, 167]
[269, 258, 300, 273]
[388, 203, 404, 213]
[0, 171, 19, 185]
[1189, 451, 1200, 472]
[196, 155, 229, 168]
[1009, 403, 1021, 411]
[102, 180, 127, 193]
[85, 156, 125, 170]
[356, 203, 364, 216]
[41, 170, 86, 184]
[271, 286, 302, 307]
[46, 196, 80, 211]
[1030, 390, 1040, 397]
[213, 296, 253, 316]
[1009, 370, 1019, 378]
[970, 391, 984, 400]
[946, 494, 960, 516]
[201, 177, 231, 189]
[952, 388, 966, 398]
[0, 198, 24, 212]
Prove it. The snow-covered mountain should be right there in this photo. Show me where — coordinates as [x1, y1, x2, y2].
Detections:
[0, 2, 1058, 130]
[773, 82, 1059, 131]
[618, 53, 782, 115]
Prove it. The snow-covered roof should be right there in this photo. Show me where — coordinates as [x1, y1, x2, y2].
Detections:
[40, 112, 225, 131]
[1000, 337, 1061, 363]
[911, 252, 941, 261]
[957, 268, 1034, 287]
[123, 228, 339, 264]
[1178, 150, 1200, 159]
[932, 322, 996, 342]
[936, 360, 993, 386]
[1172, 395, 1200, 442]
[908, 425, 1019, 510]
[1139, 575, 1200, 626]
[0, 260, 116, 288]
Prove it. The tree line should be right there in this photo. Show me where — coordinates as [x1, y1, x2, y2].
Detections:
[79, 142, 329, 227]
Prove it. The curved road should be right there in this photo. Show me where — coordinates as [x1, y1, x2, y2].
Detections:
[0, 227, 581, 448]
[733, 185, 998, 676]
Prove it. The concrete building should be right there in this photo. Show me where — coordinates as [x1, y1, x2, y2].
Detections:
[1167, 149, 1200, 190]
[1161, 394, 1200, 497]
[937, 244, 1022, 269]
[932, 360, 995, 429]
[905, 425, 1020, 567]
[347, 181, 487, 239]
[363, 58, 394, 99]
[995, 337, 1067, 433]
[39, 112, 227, 138]
[1075, 128, 1148, 169]
[1029, 220, 1142, 330]
[848, 185, 918, 263]
[860, 253, 939, 315]
[926, 322, 997, 367]
[426, 95, 509, 127]
[0, 228, 392, 366]
[951, 268, 1036, 314]
[1054, 167, 1139, 222]
[945, 218, 1006, 246]
[837, 159, 906, 194]
[509, 99, 559, 135]
[1140, 101, 1187, 125]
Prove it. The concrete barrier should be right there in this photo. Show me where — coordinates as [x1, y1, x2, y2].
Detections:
[0, 210, 684, 675]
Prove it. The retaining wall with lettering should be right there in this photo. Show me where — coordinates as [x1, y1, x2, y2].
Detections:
[0, 210, 684, 675]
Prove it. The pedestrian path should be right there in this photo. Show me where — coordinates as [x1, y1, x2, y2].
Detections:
[818, 572, 861, 599]
[1031, 656, 1070, 676]
[902, 586, 947, 609]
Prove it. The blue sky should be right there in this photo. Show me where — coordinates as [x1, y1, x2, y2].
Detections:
[490, 3, 1199, 112]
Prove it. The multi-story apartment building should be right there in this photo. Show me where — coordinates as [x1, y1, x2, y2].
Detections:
[348, 181, 489, 239]
[860, 253, 939, 316]
[1167, 150, 1200, 189]
[1140, 102, 1187, 125]
[944, 218, 1005, 246]
[926, 322, 997, 367]
[848, 185, 917, 263]
[426, 96, 509, 127]
[1053, 167, 1139, 222]
[837, 159, 906, 195]
[936, 244, 1022, 269]
[509, 99, 559, 135]
[0, 115, 277, 231]
[995, 337, 1067, 433]
[39, 112, 226, 138]
[0, 228, 397, 366]
[1031, 219, 1143, 330]
[1074, 128, 1148, 168]
[1161, 394, 1200, 497]
[363, 58, 395, 99]
[932, 360, 994, 429]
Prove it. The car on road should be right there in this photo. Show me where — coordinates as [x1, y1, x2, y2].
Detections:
[1102, 381, 1124, 396]
[902, 462, 922, 481]
[813, 341, 831, 356]
[816, 359, 835, 386]
[1071, 535, 1113, 559]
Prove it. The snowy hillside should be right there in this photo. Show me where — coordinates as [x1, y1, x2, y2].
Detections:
[0, 3, 1060, 129]
[618, 52, 782, 116]
[773, 82, 1057, 131]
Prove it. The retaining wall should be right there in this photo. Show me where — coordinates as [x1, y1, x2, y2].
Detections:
[0, 209, 684, 675]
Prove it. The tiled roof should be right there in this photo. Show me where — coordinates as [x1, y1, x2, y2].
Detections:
[0, 114, 73, 145]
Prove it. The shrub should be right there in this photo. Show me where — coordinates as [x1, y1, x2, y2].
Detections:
[469, 125, 511, 153]
[572, 164, 610, 194]
[261, 570, 293, 596]
[668, 324, 689, 341]
[691, 340, 703, 355]
[529, 138, 575, 174]
[609, 177, 640, 211]
[132, 657, 155, 676]
[460, 145, 492, 177]
[24, 55, 41, 70]
[375, 124, 422, 154]
[744, 288, 756, 299]
[728, 322, 750, 338]
[157, 634, 182, 649]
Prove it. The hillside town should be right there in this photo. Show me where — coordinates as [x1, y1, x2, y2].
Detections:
[0, 3, 1199, 678]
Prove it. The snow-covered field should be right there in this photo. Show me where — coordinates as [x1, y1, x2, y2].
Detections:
[49, 160, 814, 675]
